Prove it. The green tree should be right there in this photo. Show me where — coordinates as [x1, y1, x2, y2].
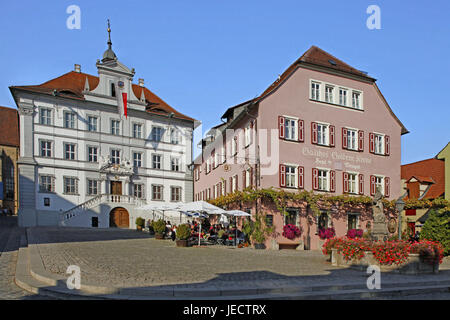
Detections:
[420, 209, 450, 256]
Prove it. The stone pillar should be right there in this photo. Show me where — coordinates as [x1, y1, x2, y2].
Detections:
[17, 102, 37, 227]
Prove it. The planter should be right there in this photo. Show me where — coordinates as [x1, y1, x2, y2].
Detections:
[254, 243, 266, 250]
[278, 243, 299, 250]
[155, 233, 164, 240]
[331, 251, 440, 274]
[176, 240, 188, 247]
[136, 226, 142, 231]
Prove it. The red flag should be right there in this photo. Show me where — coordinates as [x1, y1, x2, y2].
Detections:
[122, 92, 127, 118]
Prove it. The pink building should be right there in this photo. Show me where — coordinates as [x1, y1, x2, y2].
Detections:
[194, 46, 408, 250]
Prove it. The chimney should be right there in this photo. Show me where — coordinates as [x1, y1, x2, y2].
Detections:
[138, 78, 144, 87]
[74, 64, 81, 73]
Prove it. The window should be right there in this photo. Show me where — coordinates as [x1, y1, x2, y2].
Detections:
[151, 127, 163, 141]
[375, 176, 384, 194]
[244, 123, 252, 147]
[111, 82, 116, 97]
[231, 137, 237, 156]
[40, 141, 52, 157]
[88, 116, 98, 132]
[44, 198, 50, 207]
[325, 86, 334, 103]
[39, 175, 54, 193]
[133, 123, 142, 139]
[352, 91, 361, 109]
[39, 108, 52, 125]
[339, 88, 347, 106]
[88, 146, 98, 162]
[286, 166, 297, 188]
[317, 123, 329, 146]
[5, 178, 14, 199]
[171, 186, 182, 202]
[170, 128, 180, 144]
[64, 112, 76, 129]
[63, 177, 78, 195]
[348, 173, 358, 194]
[134, 184, 144, 199]
[64, 143, 76, 160]
[348, 213, 359, 230]
[152, 185, 163, 200]
[318, 169, 329, 191]
[347, 129, 357, 151]
[87, 179, 99, 195]
[245, 168, 252, 188]
[285, 209, 298, 226]
[171, 157, 180, 172]
[232, 175, 238, 192]
[374, 134, 384, 155]
[284, 118, 297, 141]
[318, 212, 329, 230]
[111, 149, 120, 164]
[111, 120, 120, 135]
[152, 154, 162, 169]
[133, 152, 142, 168]
[311, 82, 320, 100]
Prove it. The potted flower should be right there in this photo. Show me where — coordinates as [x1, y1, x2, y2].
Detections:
[282, 224, 302, 240]
[319, 227, 335, 240]
[175, 224, 191, 247]
[135, 217, 145, 231]
[251, 214, 274, 249]
[346, 229, 363, 239]
[153, 219, 166, 239]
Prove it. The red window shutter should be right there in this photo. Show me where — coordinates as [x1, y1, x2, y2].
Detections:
[250, 167, 254, 187]
[370, 175, 376, 196]
[311, 122, 318, 144]
[242, 170, 246, 189]
[312, 168, 319, 190]
[369, 133, 375, 153]
[279, 164, 286, 187]
[343, 172, 349, 193]
[329, 125, 335, 147]
[236, 175, 238, 191]
[330, 170, 336, 192]
[358, 130, 364, 152]
[212, 150, 215, 168]
[385, 135, 390, 156]
[298, 166, 304, 189]
[229, 177, 233, 193]
[278, 116, 285, 139]
[359, 174, 364, 195]
[342, 128, 348, 149]
[385, 177, 390, 197]
[298, 119, 304, 142]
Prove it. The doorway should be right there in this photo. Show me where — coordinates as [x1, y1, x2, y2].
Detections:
[109, 207, 129, 228]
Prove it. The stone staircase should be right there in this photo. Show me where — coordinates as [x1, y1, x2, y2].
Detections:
[59, 194, 146, 226]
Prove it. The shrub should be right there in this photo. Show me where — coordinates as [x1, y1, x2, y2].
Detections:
[319, 227, 335, 240]
[135, 217, 145, 227]
[282, 224, 301, 240]
[153, 219, 166, 234]
[420, 209, 450, 256]
[176, 224, 191, 240]
[347, 229, 363, 239]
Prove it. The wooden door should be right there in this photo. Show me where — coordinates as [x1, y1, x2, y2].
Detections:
[111, 181, 122, 195]
[110, 208, 129, 228]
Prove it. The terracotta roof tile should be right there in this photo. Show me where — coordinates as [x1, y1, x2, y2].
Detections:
[401, 158, 445, 199]
[0, 106, 19, 147]
[10, 71, 195, 122]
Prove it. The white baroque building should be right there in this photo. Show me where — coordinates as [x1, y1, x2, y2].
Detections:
[10, 29, 199, 228]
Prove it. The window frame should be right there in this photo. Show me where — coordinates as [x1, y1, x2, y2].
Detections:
[63, 143, 76, 160]
[110, 119, 121, 136]
[63, 176, 78, 195]
[39, 107, 52, 126]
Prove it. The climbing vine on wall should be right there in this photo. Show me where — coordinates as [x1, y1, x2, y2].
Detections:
[208, 187, 450, 216]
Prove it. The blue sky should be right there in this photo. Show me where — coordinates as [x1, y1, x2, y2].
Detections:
[0, 0, 449, 164]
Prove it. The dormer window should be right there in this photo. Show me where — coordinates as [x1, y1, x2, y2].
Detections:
[111, 82, 116, 97]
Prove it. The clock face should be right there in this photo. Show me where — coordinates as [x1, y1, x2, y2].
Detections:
[118, 81, 124, 88]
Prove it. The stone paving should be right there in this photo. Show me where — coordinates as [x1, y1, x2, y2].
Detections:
[29, 226, 450, 292]
[0, 217, 52, 300]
